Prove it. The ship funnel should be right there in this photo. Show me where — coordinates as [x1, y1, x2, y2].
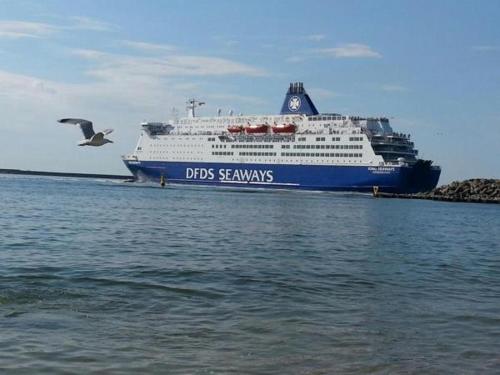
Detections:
[280, 82, 319, 116]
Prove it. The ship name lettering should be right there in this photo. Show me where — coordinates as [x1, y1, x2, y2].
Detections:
[186, 167, 215, 180]
[368, 167, 395, 173]
[218, 168, 274, 183]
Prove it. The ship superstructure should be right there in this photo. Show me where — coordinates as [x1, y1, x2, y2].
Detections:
[123, 82, 440, 192]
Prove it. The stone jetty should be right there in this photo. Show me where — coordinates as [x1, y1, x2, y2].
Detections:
[0, 168, 133, 180]
[375, 179, 500, 204]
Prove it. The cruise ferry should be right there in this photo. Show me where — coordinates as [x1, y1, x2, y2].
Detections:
[122, 82, 440, 193]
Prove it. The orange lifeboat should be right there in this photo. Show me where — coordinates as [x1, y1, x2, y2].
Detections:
[228, 125, 243, 134]
[244, 124, 269, 135]
[272, 123, 296, 134]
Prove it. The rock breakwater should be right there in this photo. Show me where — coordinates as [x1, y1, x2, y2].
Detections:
[376, 179, 500, 204]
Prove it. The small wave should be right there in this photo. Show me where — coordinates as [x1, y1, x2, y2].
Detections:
[135, 269, 208, 278]
[454, 314, 500, 325]
[4, 310, 26, 318]
[71, 276, 225, 299]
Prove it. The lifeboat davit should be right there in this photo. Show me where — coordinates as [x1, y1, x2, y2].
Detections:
[244, 124, 269, 135]
[272, 123, 296, 134]
[228, 125, 243, 134]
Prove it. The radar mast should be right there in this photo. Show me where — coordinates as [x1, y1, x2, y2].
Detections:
[186, 99, 205, 118]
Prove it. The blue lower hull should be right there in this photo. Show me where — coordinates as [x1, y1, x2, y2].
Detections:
[123, 160, 440, 193]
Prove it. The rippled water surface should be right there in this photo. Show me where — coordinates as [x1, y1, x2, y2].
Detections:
[1, 175, 499, 374]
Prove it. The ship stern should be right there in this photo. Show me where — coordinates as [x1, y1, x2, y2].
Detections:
[399, 160, 441, 193]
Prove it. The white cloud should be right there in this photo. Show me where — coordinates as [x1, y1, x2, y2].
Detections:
[0, 17, 115, 39]
[381, 84, 408, 92]
[121, 40, 176, 52]
[170, 55, 265, 76]
[72, 49, 108, 59]
[0, 70, 57, 98]
[316, 43, 382, 58]
[0, 20, 56, 38]
[73, 48, 267, 78]
[305, 34, 326, 42]
[285, 55, 307, 63]
[69, 16, 116, 32]
[212, 36, 239, 48]
[472, 45, 498, 52]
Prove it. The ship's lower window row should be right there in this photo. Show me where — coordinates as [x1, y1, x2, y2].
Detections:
[239, 152, 277, 156]
[309, 115, 346, 121]
[293, 144, 363, 149]
[212, 151, 233, 156]
[282, 152, 363, 158]
[231, 144, 274, 149]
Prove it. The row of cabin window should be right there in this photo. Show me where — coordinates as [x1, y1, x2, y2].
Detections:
[230, 137, 295, 143]
[309, 116, 347, 121]
[212, 151, 233, 156]
[179, 124, 228, 128]
[151, 143, 203, 147]
[231, 144, 274, 149]
[236, 136, 295, 142]
[239, 152, 277, 157]
[349, 137, 363, 141]
[291, 144, 363, 150]
[212, 144, 228, 148]
[282, 152, 363, 158]
[181, 118, 293, 125]
[298, 137, 342, 142]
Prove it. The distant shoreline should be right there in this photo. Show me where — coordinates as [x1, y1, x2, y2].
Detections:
[0, 168, 133, 180]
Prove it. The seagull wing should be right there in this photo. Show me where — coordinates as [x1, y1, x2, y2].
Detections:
[92, 132, 104, 142]
[58, 118, 95, 140]
[102, 128, 114, 135]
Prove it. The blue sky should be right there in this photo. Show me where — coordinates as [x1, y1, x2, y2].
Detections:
[0, 0, 499, 183]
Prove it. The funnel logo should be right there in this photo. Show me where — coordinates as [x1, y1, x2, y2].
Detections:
[288, 96, 301, 111]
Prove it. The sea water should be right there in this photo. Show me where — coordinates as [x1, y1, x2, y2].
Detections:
[0, 175, 499, 374]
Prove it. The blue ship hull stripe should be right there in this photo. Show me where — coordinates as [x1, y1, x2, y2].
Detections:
[123, 160, 440, 193]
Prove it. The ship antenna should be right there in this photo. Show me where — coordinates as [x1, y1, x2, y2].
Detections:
[186, 98, 205, 118]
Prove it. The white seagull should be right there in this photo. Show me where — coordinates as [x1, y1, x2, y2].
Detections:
[58, 118, 114, 146]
